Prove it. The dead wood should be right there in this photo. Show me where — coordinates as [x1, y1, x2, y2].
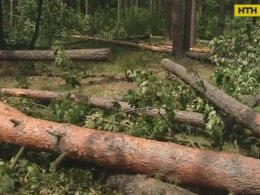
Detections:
[161, 58, 260, 138]
[0, 101, 259, 194]
[0, 88, 205, 126]
[0, 49, 111, 61]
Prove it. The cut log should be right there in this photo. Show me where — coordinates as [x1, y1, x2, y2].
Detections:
[161, 58, 260, 138]
[0, 88, 205, 126]
[0, 49, 111, 61]
[185, 51, 211, 62]
[106, 174, 197, 195]
[0, 102, 259, 194]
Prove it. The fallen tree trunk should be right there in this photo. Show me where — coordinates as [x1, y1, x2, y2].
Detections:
[70, 35, 172, 53]
[106, 174, 197, 195]
[120, 34, 151, 42]
[156, 45, 211, 54]
[0, 102, 260, 194]
[185, 51, 211, 62]
[161, 59, 260, 137]
[0, 88, 205, 126]
[0, 49, 111, 61]
[70, 35, 211, 62]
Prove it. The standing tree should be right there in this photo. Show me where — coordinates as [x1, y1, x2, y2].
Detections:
[190, 0, 196, 47]
[171, 0, 184, 54]
[172, 0, 193, 54]
[217, 0, 226, 36]
[183, 0, 193, 51]
[164, 0, 172, 41]
[30, 0, 43, 49]
[0, 0, 5, 49]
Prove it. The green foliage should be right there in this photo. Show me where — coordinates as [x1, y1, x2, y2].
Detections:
[49, 95, 90, 125]
[124, 8, 163, 36]
[88, 7, 164, 39]
[84, 70, 224, 145]
[0, 158, 117, 194]
[53, 48, 82, 88]
[210, 24, 260, 96]
[196, 0, 218, 40]
[5, 0, 92, 46]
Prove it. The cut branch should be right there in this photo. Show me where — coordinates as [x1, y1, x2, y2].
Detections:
[0, 49, 111, 61]
[0, 88, 205, 126]
[0, 101, 259, 194]
[161, 58, 260, 137]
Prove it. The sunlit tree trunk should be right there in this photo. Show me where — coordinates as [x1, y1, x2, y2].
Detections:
[164, 0, 172, 41]
[0, 0, 5, 49]
[10, 0, 14, 28]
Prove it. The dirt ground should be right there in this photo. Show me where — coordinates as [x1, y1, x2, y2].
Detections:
[0, 47, 215, 97]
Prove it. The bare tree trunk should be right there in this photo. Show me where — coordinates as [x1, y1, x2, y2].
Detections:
[183, 0, 192, 51]
[10, 0, 14, 28]
[0, 101, 260, 194]
[161, 59, 260, 138]
[190, 0, 196, 47]
[217, 0, 226, 36]
[0, 0, 6, 49]
[117, 0, 121, 25]
[164, 0, 172, 41]
[30, 0, 43, 49]
[172, 0, 184, 54]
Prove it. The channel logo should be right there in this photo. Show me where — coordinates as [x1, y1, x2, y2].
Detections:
[234, 4, 260, 17]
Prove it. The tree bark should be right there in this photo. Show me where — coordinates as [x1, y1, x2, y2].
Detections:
[30, 0, 43, 49]
[171, 0, 184, 54]
[190, 0, 196, 47]
[161, 59, 260, 138]
[0, 88, 205, 126]
[0, 101, 260, 194]
[106, 174, 197, 195]
[217, 0, 226, 36]
[0, 0, 6, 49]
[0, 49, 111, 61]
[185, 51, 211, 62]
[183, 0, 192, 51]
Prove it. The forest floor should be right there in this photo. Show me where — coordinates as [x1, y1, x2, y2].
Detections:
[2, 43, 242, 195]
[0, 44, 215, 97]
